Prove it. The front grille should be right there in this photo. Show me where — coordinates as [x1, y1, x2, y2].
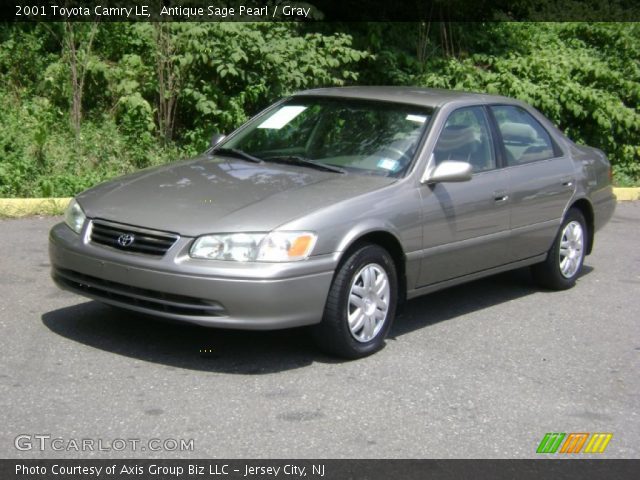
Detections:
[89, 219, 178, 256]
[53, 268, 225, 317]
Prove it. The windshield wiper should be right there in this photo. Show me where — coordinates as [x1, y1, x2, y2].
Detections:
[264, 155, 345, 174]
[213, 147, 263, 164]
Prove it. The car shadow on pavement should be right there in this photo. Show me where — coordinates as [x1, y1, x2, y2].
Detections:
[42, 266, 592, 374]
[392, 266, 592, 338]
[42, 302, 324, 374]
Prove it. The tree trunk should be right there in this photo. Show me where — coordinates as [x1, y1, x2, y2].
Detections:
[63, 22, 98, 136]
[154, 23, 179, 143]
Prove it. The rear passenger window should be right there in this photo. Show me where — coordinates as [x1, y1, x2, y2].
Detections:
[491, 105, 556, 165]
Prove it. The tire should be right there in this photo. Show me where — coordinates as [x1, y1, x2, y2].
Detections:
[532, 208, 587, 290]
[312, 244, 398, 359]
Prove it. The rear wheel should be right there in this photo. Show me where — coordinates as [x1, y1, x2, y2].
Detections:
[312, 244, 398, 359]
[532, 208, 587, 290]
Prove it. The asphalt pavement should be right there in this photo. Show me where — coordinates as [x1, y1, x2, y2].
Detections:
[1, 203, 638, 458]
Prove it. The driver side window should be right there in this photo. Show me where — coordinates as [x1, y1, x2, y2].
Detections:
[433, 106, 496, 173]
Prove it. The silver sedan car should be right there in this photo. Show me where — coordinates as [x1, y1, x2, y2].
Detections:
[50, 87, 616, 358]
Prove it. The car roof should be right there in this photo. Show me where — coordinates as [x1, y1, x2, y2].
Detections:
[293, 86, 517, 108]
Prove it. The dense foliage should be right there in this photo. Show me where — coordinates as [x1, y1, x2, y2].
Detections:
[0, 21, 638, 197]
[414, 23, 640, 186]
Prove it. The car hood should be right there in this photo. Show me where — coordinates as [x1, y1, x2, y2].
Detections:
[77, 154, 395, 236]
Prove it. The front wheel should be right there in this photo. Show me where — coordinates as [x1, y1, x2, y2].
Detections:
[532, 208, 587, 290]
[312, 244, 398, 359]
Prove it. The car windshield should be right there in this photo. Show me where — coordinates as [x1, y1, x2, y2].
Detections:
[218, 97, 434, 177]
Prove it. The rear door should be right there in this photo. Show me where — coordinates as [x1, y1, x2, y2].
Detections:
[417, 106, 512, 287]
[488, 105, 575, 261]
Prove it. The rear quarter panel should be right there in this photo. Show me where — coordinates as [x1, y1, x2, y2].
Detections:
[566, 141, 616, 232]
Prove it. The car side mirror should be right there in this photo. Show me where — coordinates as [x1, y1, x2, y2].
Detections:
[422, 160, 473, 184]
[210, 133, 226, 148]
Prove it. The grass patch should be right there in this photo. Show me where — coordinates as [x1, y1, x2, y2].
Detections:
[0, 198, 70, 218]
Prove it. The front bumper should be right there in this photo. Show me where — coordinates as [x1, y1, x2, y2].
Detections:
[49, 222, 337, 329]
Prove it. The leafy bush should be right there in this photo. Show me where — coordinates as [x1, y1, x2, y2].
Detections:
[0, 92, 186, 197]
[0, 22, 370, 197]
[0, 21, 638, 198]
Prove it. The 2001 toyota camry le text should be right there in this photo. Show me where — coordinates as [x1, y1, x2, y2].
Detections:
[49, 87, 616, 358]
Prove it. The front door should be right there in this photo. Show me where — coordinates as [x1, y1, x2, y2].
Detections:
[417, 106, 512, 287]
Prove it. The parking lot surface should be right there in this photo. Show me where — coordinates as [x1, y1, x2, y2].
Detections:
[1, 203, 638, 458]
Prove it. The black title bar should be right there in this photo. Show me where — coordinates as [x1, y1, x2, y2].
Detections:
[3, 0, 640, 22]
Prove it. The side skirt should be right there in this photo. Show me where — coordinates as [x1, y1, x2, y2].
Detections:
[406, 254, 547, 300]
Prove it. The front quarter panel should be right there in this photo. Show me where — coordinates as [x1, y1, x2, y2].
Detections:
[280, 180, 423, 284]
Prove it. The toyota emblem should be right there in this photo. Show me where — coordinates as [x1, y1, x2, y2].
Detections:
[117, 233, 135, 247]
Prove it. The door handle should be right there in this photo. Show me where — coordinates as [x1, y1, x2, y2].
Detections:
[561, 177, 574, 187]
[493, 190, 509, 203]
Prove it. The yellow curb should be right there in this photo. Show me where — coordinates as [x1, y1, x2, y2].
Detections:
[0, 197, 71, 218]
[613, 187, 640, 201]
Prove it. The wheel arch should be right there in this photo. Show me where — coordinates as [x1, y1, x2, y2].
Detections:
[567, 197, 595, 255]
[336, 229, 407, 307]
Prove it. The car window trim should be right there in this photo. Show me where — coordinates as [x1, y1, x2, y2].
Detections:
[484, 105, 507, 170]
[403, 107, 439, 179]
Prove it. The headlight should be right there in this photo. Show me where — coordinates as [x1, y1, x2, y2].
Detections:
[64, 199, 86, 234]
[191, 233, 265, 262]
[190, 231, 317, 262]
[256, 231, 317, 262]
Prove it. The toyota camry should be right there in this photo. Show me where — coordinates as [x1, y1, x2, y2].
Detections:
[49, 87, 616, 358]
